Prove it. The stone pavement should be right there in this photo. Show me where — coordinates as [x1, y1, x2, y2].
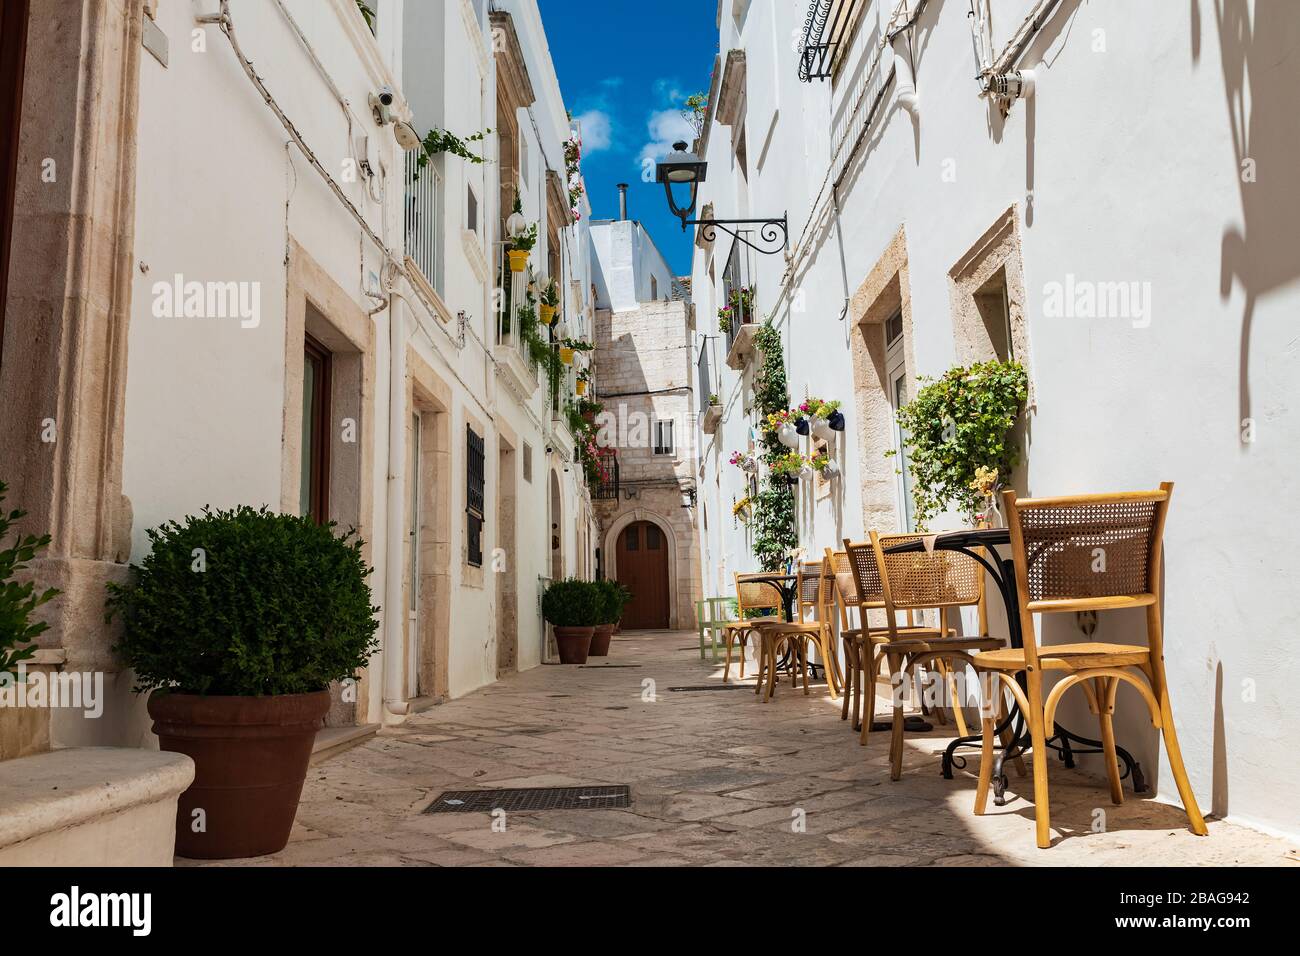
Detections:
[204, 630, 1297, 867]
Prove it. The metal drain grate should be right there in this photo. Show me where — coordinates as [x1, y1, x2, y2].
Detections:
[425, 785, 631, 813]
[668, 684, 757, 692]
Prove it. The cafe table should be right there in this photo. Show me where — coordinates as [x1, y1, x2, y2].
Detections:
[885, 528, 1148, 804]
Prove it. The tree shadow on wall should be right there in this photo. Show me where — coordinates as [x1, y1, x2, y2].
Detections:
[1196, 0, 1300, 434]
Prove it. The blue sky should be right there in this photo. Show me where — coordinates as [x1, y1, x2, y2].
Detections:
[537, 0, 718, 275]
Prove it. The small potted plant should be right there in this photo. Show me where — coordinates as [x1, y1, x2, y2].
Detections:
[576, 368, 590, 396]
[107, 506, 380, 860]
[811, 453, 841, 480]
[732, 496, 753, 525]
[591, 580, 628, 657]
[771, 451, 804, 486]
[729, 286, 754, 324]
[767, 409, 799, 449]
[540, 280, 559, 326]
[508, 222, 538, 273]
[729, 450, 758, 474]
[717, 304, 733, 334]
[708, 393, 721, 409]
[0, 481, 59, 701]
[542, 578, 601, 664]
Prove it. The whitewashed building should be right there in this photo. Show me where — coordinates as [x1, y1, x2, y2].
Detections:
[0, 0, 600, 846]
[691, 0, 1299, 840]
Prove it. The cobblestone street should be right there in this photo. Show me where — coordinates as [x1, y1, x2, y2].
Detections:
[207, 632, 1297, 867]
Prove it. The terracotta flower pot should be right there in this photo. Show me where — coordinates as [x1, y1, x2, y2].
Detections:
[553, 626, 594, 664]
[589, 623, 614, 657]
[508, 249, 529, 272]
[148, 690, 330, 860]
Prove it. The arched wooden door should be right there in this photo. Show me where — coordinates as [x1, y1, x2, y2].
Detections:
[615, 521, 670, 629]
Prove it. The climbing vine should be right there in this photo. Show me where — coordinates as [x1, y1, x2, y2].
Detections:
[750, 324, 798, 571]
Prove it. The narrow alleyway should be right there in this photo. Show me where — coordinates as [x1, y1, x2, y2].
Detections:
[210, 632, 1294, 867]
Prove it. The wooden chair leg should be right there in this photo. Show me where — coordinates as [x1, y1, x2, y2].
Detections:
[853, 644, 865, 731]
[723, 629, 734, 683]
[888, 653, 905, 781]
[764, 637, 779, 703]
[944, 660, 971, 739]
[753, 633, 764, 696]
[974, 711, 996, 815]
[1025, 670, 1053, 848]
[840, 641, 858, 721]
[1153, 675, 1209, 836]
[1095, 677, 1125, 806]
[860, 649, 880, 747]
[737, 630, 746, 680]
[929, 662, 948, 727]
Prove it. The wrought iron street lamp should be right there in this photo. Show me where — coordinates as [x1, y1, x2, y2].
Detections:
[655, 142, 788, 256]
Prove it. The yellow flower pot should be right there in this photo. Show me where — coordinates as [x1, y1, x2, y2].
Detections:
[560, 347, 575, 365]
[576, 380, 588, 396]
[539, 304, 556, 326]
[507, 249, 529, 273]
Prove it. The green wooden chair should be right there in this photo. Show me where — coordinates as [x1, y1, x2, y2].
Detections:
[696, 597, 739, 661]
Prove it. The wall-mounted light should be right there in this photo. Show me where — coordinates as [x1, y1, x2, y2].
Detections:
[654, 142, 788, 256]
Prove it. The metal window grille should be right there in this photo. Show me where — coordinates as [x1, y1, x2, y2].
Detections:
[466, 425, 485, 567]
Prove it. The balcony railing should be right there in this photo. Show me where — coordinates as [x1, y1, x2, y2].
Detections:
[404, 152, 443, 295]
[697, 342, 712, 405]
[593, 451, 619, 501]
[799, 0, 866, 82]
[495, 243, 533, 365]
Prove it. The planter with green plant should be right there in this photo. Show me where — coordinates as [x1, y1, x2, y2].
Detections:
[888, 360, 1029, 528]
[539, 279, 559, 326]
[107, 505, 379, 859]
[541, 578, 602, 664]
[591, 579, 631, 657]
[508, 222, 538, 273]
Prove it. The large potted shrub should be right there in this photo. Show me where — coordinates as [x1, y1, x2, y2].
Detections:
[590, 580, 629, 657]
[107, 505, 379, 860]
[542, 578, 600, 664]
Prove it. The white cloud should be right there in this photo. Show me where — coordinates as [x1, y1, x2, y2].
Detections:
[575, 110, 612, 152]
[638, 109, 697, 164]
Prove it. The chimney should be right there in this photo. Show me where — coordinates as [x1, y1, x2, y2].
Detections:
[617, 183, 629, 221]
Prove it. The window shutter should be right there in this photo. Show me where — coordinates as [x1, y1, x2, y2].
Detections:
[466, 426, 485, 567]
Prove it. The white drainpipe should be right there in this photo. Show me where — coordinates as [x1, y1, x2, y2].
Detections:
[382, 283, 410, 721]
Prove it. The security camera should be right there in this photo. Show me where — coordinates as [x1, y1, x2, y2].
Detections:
[369, 86, 396, 126]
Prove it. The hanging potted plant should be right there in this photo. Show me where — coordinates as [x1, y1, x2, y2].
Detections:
[811, 453, 841, 480]
[729, 286, 755, 325]
[508, 222, 538, 273]
[107, 506, 380, 859]
[717, 304, 733, 334]
[804, 398, 841, 440]
[559, 337, 592, 366]
[799, 455, 816, 482]
[542, 578, 602, 664]
[767, 409, 800, 449]
[576, 368, 590, 396]
[539, 279, 559, 325]
[732, 496, 753, 525]
[770, 450, 803, 487]
[729, 450, 758, 474]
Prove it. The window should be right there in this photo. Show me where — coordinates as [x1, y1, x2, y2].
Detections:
[624, 526, 639, 551]
[520, 137, 529, 188]
[301, 336, 332, 523]
[466, 426, 485, 567]
[975, 267, 1013, 362]
[650, 275, 658, 301]
[645, 524, 662, 550]
[884, 310, 915, 531]
[467, 184, 478, 234]
[522, 441, 533, 483]
[653, 420, 675, 457]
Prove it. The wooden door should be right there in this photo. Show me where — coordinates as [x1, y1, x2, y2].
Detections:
[616, 521, 670, 629]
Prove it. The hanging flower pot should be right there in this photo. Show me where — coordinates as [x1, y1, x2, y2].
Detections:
[812, 416, 835, 441]
[799, 461, 815, 481]
[777, 422, 800, 448]
[508, 249, 529, 273]
[539, 304, 556, 326]
[576, 380, 588, 396]
[822, 459, 841, 479]
[560, 347, 575, 365]
[828, 409, 846, 431]
[794, 417, 810, 436]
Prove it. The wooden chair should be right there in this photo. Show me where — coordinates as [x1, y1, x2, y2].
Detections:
[846, 533, 1003, 780]
[753, 561, 840, 702]
[697, 597, 739, 662]
[829, 546, 953, 737]
[720, 574, 784, 682]
[971, 484, 1208, 848]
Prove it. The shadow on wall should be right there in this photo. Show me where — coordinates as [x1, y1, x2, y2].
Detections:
[1195, 0, 1300, 430]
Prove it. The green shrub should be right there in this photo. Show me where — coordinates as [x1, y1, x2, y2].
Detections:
[593, 579, 631, 625]
[890, 360, 1029, 528]
[541, 578, 601, 628]
[0, 481, 59, 677]
[107, 506, 380, 697]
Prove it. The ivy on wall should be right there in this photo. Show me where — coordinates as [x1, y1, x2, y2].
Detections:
[750, 324, 798, 571]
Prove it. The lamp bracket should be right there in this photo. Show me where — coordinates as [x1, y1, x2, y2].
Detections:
[686, 215, 789, 256]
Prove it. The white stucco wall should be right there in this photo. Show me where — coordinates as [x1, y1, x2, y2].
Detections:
[590, 219, 679, 312]
[694, 0, 1300, 839]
